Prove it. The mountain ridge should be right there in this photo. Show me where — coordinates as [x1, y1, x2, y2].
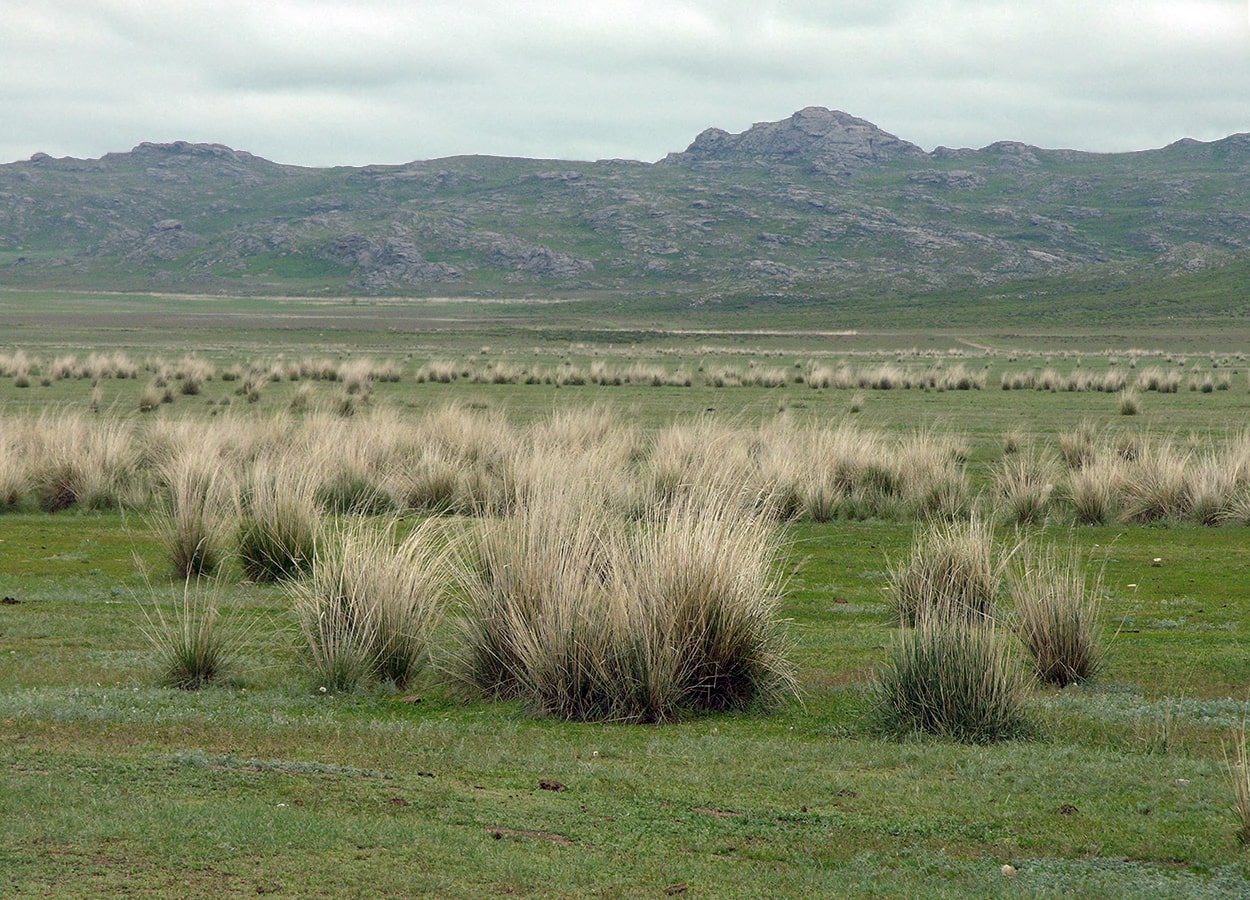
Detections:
[3, 108, 1249, 308]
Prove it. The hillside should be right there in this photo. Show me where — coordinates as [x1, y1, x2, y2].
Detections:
[3, 107, 1250, 312]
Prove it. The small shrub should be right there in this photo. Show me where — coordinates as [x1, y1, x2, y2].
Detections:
[1009, 543, 1102, 687]
[872, 614, 1031, 743]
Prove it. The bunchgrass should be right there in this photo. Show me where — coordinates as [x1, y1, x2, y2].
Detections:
[150, 449, 238, 578]
[1226, 722, 1250, 845]
[1009, 542, 1103, 687]
[237, 460, 322, 581]
[290, 517, 450, 691]
[872, 612, 1032, 743]
[991, 444, 1060, 526]
[624, 489, 797, 714]
[453, 476, 796, 722]
[886, 515, 1004, 626]
[139, 576, 234, 690]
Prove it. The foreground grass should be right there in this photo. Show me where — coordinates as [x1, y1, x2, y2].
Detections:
[3, 513, 1250, 897]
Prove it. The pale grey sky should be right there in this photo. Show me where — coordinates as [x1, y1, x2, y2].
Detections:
[3, 0, 1248, 166]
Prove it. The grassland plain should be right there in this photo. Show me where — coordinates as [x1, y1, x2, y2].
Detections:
[3, 291, 1250, 897]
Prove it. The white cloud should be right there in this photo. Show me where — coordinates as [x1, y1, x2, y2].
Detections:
[2, 0, 1247, 166]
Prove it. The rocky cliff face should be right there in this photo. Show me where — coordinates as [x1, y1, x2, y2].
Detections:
[2, 110, 1249, 302]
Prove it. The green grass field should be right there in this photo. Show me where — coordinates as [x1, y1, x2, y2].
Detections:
[3, 291, 1250, 897]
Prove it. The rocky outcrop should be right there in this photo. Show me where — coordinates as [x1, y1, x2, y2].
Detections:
[665, 107, 926, 173]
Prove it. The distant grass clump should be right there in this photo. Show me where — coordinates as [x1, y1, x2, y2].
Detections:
[872, 613, 1031, 743]
[237, 461, 322, 581]
[139, 577, 234, 690]
[1009, 543, 1103, 687]
[991, 444, 1059, 526]
[453, 475, 795, 723]
[151, 448, 239, 579]
[291, 518, 449, 691]
[886, 515, 1003, 626]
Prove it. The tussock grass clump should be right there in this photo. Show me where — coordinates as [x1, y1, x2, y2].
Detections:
[887, 515, 1003, 626]
[1120, 439, 1191, 523]
[237, 461, 322, 581]
[30, 411, 139, 511]
[1058, 421, 1098, 470]
[0, 435, 32, 511]
[291, 518, 449, 691]
[151, 447, 239, 579]
[1009, 544, 1102, 687]
[453, 476, 616, 714]
[1226, 724, 1250, 845]
[140, 577, 235, 690]
[453, 481, 795, 722]
[992, 445, 1060, 526]
[1065, 458, 1125, 525]
[1118, 389, 1141, 416]
[872, 614, 1031, 743]
[623, 491, 796, 714]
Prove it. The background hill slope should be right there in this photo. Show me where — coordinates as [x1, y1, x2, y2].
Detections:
[3, 108, 1249, 316]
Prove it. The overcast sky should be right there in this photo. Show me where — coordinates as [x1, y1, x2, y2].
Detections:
[3, 0, 1248, 167]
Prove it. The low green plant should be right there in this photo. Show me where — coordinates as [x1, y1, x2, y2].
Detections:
[872, 613, 1032, 743]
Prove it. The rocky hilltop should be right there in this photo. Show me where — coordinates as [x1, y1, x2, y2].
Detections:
[2, 108, 1249, 305]
[666, 107, 926, 173]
